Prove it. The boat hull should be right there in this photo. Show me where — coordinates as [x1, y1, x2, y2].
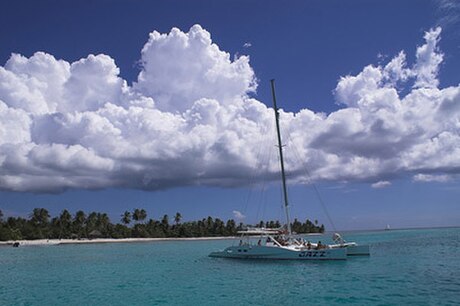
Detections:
[209, 245, 347, 260]
[330, 243, 370, 256]
[345, 244, 370, 256]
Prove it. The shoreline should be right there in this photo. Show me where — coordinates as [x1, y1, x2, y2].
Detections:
[0, 232, 327, 247]
[0, 236, 236, 247]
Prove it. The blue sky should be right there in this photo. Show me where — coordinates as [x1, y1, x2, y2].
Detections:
[0, 0, 459, 230]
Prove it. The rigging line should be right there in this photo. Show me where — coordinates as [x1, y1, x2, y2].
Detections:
[286, 134, 338, 233]
[242, 126, 276, 226]
[241, 129, 272, 217]
[255, 145, 273, 224]
[255, 171, 265, 222]
[261, 183, 269, 224]
[255, 179, 266, 224]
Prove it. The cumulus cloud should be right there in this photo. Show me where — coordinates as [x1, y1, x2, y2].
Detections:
[134, 25, 256, 113]
[0, 25, 459, 193]
[232, 210, 246, 220]
[371, 181, 391, 189]
[413, 27, 443, 88]
[413, 174, 453, 182]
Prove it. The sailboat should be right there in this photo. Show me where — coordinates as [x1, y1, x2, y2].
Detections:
[209, 80, 369, 260]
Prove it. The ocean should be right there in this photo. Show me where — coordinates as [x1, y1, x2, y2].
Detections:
[0, 227, 459, 305]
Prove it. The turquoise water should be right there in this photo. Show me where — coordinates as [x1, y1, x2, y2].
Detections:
[0, 228, 459, 305]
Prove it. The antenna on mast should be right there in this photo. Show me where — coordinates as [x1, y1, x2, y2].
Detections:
[270, 79, 292, 236]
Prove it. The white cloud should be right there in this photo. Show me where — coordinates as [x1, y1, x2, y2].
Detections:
[382, 51, 411, 85]
[0, 26, 459, 193]
[232, 210, 246, 220]
[62, 54, 126, 112]
[134, 24, 256, 113]
[413, 27, 443, 88]
[243, 42, 252, 48]
[413, 174, 453, 182]
[371, 181, 391, 189]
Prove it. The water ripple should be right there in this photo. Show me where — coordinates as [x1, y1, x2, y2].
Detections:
[0, 228, 459, 305]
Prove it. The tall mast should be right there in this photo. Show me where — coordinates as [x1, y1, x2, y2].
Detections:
[270, 79, 292, 236]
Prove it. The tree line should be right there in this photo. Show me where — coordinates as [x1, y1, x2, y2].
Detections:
[0, 208, 324, 241]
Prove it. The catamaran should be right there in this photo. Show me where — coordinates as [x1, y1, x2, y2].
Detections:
[329, 232, 370, 256]
[209, 227, 347, 260]
[210, 80, 369, 260]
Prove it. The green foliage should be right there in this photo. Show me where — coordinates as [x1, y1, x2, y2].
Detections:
[58, 210, 72, 239]
[73, 210, 86, 239]
[0, 208, 325, 241]
[133, 209, 147, 223]
[290, 218, 324, 234]
[174, 212, 182, 225]
[121, 211, 131, 225]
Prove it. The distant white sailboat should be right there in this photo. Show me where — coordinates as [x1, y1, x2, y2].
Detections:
[385, 224, 391, 231]
[209, 80, 368, 260]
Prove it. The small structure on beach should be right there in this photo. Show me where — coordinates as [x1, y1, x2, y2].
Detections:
[88, 230, 103, 239]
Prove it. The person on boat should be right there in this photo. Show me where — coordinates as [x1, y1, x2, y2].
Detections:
[316, 241, 323, 250]
[306, 241, 312, 250]
[239, 240, 243, 246]
[257, 239, 261, 246]
[279, 237, 286, 246]
[266, 237, 274, 246]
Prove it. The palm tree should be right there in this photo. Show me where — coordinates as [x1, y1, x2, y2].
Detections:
[132, 209, 147, 224]
[29, 208, 50, 239]
[59, 209, 72, 238]
[73, 210, 86, 238]
[30, 208, 50, 226]
[174, 212, 182, 225]
[85, 212, 98, 237]
[206, 216, 214, 234]
[60, 210, 72, 223]
[121, 211, 131, 225]
[133, 209, 141, 223]
[139, 209, 147, 223]
[225, 219, 236, 236]
[98, 213, 110, 235]
[320, 224, 325, 233]
[161, 214, 169, 234]
[74, 210, 86, 224]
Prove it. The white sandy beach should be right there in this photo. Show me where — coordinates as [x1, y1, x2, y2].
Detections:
[0, 236, 235, 247]
[0, 232, 324, 247]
